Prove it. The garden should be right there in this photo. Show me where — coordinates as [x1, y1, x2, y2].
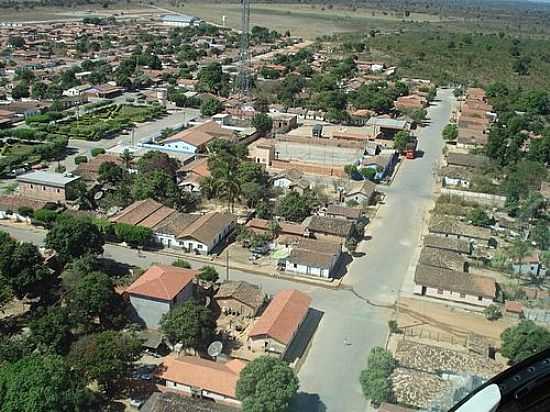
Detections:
[30, 104, 167, 142]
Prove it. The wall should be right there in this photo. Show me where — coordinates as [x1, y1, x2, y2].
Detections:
[164, 380, 241, 407]
[414, 284, 493, 307]
[276, 134, 364, 149]
[18, 182, 66, 202]
[440, 188, 506, 207]
[129, 295, 170, 328]
[443, 177, 471, 189]
[248, 336, 286, 356]
[174, 283, 194, 305]
[285, 262, 329, 278]
[216, 297, 256, 317]
[271, 159, 346, 177]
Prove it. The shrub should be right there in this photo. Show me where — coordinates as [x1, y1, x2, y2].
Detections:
[172, 259, 192, 269]
[113, 223, 153, 247]
[388, 320, 401, 334]
[74, 155, 88, 165]
[359, 347, 397, 405]
[33, 208, 59, 224]
[198, 266, 219, 283]
[17, 206, 34, 217]
[484, 304, 502, 321]
[91, 148, 106, 157]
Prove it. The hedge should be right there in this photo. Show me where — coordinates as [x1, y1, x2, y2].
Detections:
[74, 155, 88, 165]
[17, 206, 34, 217]
[33, 208, 59, 224]
[91, 148, 106, 157]
[113, 223, 153, 247]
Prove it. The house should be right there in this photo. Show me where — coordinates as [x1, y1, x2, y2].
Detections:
[344, 180, 377, 205]
[246, 218, 307, 238]
[418, 246, 469, 272]
[394, 94, 428, 112]
[85, 83, 125, 98]
[362, 153, 398, 180]
[111, 199, 176, 229]
[423, 235, 472, 255]
[177, 157, 210, 192]
[284, 237, 342, 279]
[154, 211, 235, 254]
[366, 117, 410, 139]
[269, 113, 298, 133]
[440, 166, 474, 189]
[304, 215, 354, 241]
[512, 251, 541, 277]
[248, 138, 275, 166]
[429, 217, 496, 247]
[324, 204, 362, 221]
[504, 301, 524, 319]
[248, 289, 311, 357]
[63, 84, 91, 97]
[271, 169, 310, 194]
[160, 121, 234, 154]
[414, 264, 496, 307]
[214, 281, 264, 317]
[457, 127, 489, 148]
[0, 109, 18, 127]
[2, 101, 48, 118]
[73, 154, 125, 182]
[141, 392, 236, 412]
[155, 356, 244, 407]
[125, 265, 197, 328]
[16, 171, 81, 202]
[446, 152, 489, 169]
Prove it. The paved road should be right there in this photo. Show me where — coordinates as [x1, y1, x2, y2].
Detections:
[0, 90, 454, 412]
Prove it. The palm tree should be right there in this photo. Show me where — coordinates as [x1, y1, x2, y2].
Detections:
[200, 176, 217, 200]
[217, 167, 241, 213]
[120, 149, 134, 170]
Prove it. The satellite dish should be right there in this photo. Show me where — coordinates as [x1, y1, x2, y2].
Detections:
[207, 341, 223, 358]
[94, 191, 104, 200]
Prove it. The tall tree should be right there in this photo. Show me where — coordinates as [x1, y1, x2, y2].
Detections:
[501, 321, 550, 363]
[0, 354, 93, 412]
[236, 356, 299, 412]
[29, 307, 73, 355]
[68, 331, 143, 398]
[45, 216, 105, 264]
[160, 300, 215, 350]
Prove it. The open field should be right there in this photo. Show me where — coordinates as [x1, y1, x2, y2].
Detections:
[159, 2, 448, 39]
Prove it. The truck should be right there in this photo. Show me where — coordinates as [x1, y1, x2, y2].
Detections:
[405, 138, 418, 159]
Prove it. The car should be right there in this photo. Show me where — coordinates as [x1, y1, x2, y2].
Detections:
[251, 244, 270, 255]
[129, 398, 144, 409]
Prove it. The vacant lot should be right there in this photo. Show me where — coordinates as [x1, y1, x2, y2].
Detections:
[275, 141, 361, 165]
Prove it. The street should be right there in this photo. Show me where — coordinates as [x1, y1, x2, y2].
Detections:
[0, 89, 454, 412]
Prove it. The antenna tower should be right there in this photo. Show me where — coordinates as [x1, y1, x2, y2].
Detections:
[239, 0, 251, 97]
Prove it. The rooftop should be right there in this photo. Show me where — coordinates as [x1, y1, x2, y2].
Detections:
[155, 356, 245, 399]
[215, 281, 264, 311]
[423, 234, 471, 254]
[111, 199, 176, 228]
[126, 265, 197, 301]
[446, 152, 489, 168]
[16, 171, 80, 188]
[249, 289, 311, 345]
[305, 215, 354, 238]
[418, 246, 468, 272]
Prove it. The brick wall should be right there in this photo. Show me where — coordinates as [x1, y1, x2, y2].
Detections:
[270, 159, 346, 177]
[18, 182, 67, 202]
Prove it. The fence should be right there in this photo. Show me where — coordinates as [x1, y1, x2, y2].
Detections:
[441, 188, 506, 207]
[270, 159, 346, 177]
[402, 327, 468, 346]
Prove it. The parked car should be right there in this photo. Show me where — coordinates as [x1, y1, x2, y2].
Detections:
[129, 398, 144, 409]
[251, 244, 270, 255]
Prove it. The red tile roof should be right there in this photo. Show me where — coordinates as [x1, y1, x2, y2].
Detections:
[126, 265, 197, 301]
[504, 301, 524, 314]
[156, 356, 246, 398]
[249, 289, 311, 345]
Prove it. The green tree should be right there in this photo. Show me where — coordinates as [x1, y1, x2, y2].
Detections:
[98, 161, 124, 185]
[119, 148, 134, 170]
[198, 266, 219, 283]
[236, 356, 299, 412]
[252, 113, 273, 136]
[393, 131, 412, 153]
[442, 123, 458, 140]
[160, 300, 215, 349]
[66, 271, 116, 327]
[197, 62, 225, 94]
[11, 82, 30, 99]
[360, 167, 377, 181]
[501, 321, 550, 363]
[484, 304, 502, 321]
[68, 331, 143, 398]
[113, 223, 152, 247]
[344, 164, 358, 179]
[468, 208, 494, 227]
[276, 191, 317, 223]
[359, 347, 397, 405]
[0, 276, 12, 311]
[200, 96, 223, 117]
[137, 150, 179, 178]
[131, 170, 179, 206]
[45, 216, 105, 263]
[531, 222, 550, 251]
[216, 164, 242, 212]
[29, 307, 73, 355]
[0, 354, 93, 411]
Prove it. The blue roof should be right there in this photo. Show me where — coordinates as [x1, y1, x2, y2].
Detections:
[160, 14, 199, 23]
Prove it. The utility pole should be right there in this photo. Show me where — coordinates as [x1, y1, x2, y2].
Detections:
[225, 249, 230, 281]
[238, 0, 251, 97]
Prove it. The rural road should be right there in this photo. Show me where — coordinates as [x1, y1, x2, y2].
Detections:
[0, 89, 454, 412]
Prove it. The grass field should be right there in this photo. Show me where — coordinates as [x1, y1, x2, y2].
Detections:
[160, 2, 449, 39]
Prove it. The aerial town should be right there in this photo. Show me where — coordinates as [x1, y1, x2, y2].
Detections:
[0, 1, 549, 412]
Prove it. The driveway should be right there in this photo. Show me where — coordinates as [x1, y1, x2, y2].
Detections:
[0, 90, 455, 412]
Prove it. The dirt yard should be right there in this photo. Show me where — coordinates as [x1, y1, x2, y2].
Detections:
[397, 297, 517, 346]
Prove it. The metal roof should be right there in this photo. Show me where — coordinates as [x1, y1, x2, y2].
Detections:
[160, 14, 199, 23]
[16, 171, 80, 188]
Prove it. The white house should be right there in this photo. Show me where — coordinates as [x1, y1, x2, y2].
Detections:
[160, 14, 201, 27]
[512, 252, 542, 277]
[284, 238, 342, 279]
[155, 356, 245, 407]
[63, 84, 92, 97]
[440, 166, 473, 189]
[125, 265, 197, 328]
[414, 264, 496, 307]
